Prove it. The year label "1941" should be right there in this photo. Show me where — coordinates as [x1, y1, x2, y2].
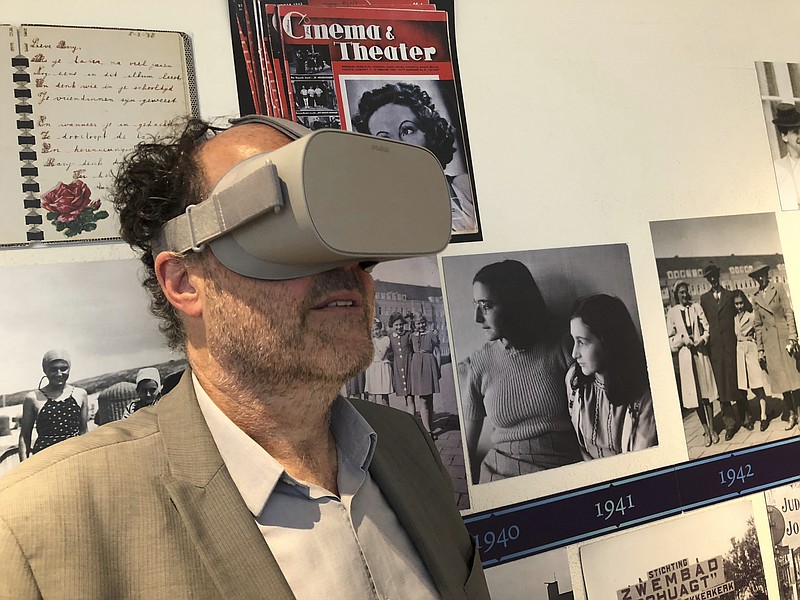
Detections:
[595, 494, 635, 521]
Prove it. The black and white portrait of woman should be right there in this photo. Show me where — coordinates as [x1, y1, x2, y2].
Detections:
[345, 79, 479, 236]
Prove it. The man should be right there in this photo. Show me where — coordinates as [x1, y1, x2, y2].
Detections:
[0, 118, 488, 599]
[771, 103, 800, 211]
[699, 262, 754, 440]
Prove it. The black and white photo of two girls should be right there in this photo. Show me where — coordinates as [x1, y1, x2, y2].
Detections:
[443, 244, 658, 486]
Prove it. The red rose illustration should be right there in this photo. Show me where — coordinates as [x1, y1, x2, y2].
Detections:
[42, 180, 92, 223]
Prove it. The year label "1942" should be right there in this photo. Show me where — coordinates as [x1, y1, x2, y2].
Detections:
[719, 464, 754, 488]
[595, 494, 635, 521]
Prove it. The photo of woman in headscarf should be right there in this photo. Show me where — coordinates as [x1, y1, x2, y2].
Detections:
[18, 349, 88, 459]
[349, 81, 478, 235]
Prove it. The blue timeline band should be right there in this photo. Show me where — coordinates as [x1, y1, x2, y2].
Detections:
[465, 436, 799, 566]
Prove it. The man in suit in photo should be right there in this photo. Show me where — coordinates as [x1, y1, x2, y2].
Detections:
[0, 118, 489, 599]
[699, 262, 755, 441]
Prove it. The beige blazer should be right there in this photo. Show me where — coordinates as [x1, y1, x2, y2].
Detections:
[0, 371, 488, 600]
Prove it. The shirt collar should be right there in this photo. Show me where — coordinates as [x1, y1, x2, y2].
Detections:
[192, 373, 377, 515]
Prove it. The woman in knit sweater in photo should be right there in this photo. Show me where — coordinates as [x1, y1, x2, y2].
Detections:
[461, 260, 582, 484]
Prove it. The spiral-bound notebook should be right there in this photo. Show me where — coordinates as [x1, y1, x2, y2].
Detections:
[1, 24, 198, 246]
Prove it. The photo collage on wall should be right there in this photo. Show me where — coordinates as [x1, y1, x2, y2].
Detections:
[5, 4, 800, 600]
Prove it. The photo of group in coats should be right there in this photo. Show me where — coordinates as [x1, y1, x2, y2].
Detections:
[651, 212, 800, 459]
[341, 256, 471, 508]
[442, 244, 658, 486]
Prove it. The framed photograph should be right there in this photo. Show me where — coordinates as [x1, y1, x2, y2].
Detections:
[650, 212, 800, 460]
[0, 258, 184, 475]
[442, 244, 657, 487]
[580, 498, 767, 600]
[343, 256, 470, 509]
[755, 61, 800, 212]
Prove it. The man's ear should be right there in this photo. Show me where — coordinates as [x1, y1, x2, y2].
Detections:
[154, 252, 204, 319]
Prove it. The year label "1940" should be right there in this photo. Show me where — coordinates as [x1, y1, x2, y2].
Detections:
[472, 525, 521, 554]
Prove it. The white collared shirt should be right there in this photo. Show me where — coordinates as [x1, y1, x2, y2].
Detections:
[193, 375, 439, 600]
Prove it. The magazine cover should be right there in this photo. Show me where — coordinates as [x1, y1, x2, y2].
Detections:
[277, 4, 480, 237]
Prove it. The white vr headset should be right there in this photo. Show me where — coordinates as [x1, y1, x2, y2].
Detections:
[152, 115, 452, 280]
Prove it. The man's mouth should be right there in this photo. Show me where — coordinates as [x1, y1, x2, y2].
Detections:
[323, 300, 354, 308]
[312, 292, 363, 310]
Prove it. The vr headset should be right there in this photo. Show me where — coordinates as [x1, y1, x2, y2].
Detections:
[152, 115, 452, 280]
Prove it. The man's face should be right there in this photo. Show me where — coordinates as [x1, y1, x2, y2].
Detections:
[705, 271, 719, 288]
[783, 128, 800, 157]
[753, 271, 769, 290]
[201, 258, 375, 392]
[193, 125, 375, 392]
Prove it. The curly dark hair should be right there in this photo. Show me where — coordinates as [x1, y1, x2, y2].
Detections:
[568, 294, 649, 408]
[113, 117, 219, 350]
[351, 82, 456, 169]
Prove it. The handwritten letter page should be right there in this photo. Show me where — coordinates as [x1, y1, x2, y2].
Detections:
[16, 25, 193, 242]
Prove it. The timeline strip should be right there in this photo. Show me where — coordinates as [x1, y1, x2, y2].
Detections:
[464, 436, 800, 566]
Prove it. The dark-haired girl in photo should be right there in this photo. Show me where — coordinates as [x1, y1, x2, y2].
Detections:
[462, 260, 582, 483]
[567, 294, 657, 460]
[733, 290, 770, 431]
[19, 349, 88, 460]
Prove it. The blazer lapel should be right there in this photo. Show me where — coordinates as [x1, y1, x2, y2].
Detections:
[363, 406, 470, 599]
[157, 372, 295, 600]
[755, 286, 776, 315]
